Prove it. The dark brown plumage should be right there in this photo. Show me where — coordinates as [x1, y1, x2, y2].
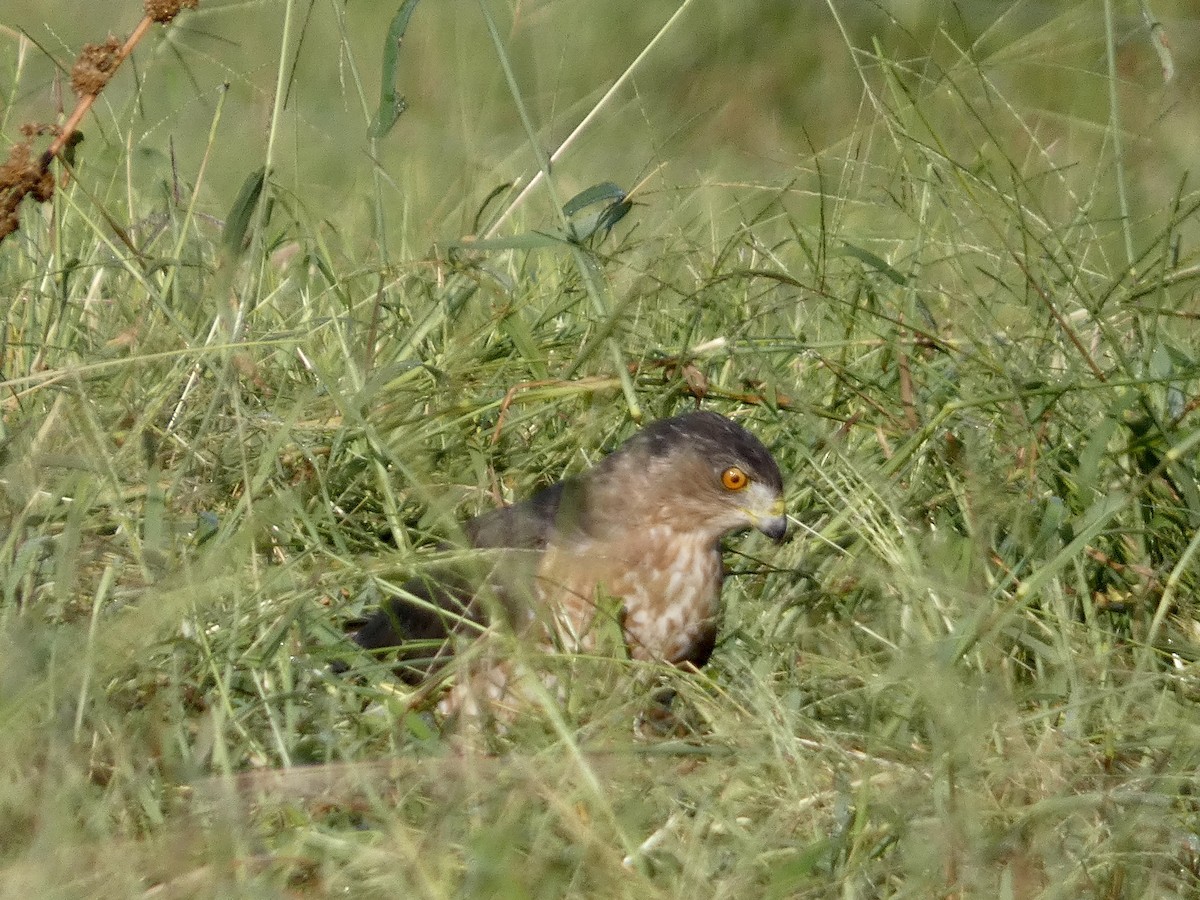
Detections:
[344, 410, 786, 708]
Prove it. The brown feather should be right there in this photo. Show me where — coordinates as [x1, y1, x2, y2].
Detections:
[341, 411, 785, 703]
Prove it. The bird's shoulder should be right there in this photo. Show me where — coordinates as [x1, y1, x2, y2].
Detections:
[464, 477, 588, 551]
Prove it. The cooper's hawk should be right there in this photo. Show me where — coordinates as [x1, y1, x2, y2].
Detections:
[345, 410, 786, 711]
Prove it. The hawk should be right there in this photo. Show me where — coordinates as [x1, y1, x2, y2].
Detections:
[344, 410, 786, 711]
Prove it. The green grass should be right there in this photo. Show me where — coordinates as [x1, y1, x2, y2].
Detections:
[4, 0, 1200, 896]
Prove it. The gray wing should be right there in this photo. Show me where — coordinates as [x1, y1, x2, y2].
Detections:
[464, 479, 569, 550]
[344, 479, 577, 680]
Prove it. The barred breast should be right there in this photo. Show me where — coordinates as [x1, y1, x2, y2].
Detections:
[535, 526, 725, 667]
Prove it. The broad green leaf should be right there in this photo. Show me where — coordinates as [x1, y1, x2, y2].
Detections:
[839, 241, 908, 285]
[566, 200, 632, 244]
[562, 182, 631, 243]
[447, 232, 566, 252]
[222, 167, 267, 254]
[369, 0, 422, 138]
[562, 181, 626, 217]
[1076, 415, 1119, 499]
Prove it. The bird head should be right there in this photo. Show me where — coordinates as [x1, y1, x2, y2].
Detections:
[592, 410, 787, 543]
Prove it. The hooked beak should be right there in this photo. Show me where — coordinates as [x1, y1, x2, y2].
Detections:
[753, 497, 788, 543]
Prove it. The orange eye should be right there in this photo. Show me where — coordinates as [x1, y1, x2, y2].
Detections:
[721, 466, 749, 491]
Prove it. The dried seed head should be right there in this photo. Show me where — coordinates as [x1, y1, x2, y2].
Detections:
[145, 0, 199, 24]
[0, 135, 55, 240]
[71, 36, 122, 97]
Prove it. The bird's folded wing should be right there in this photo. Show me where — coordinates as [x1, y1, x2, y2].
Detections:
[346, 479, 577, 679]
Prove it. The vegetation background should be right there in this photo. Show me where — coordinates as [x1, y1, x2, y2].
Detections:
[3, 0, 1200, 896]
